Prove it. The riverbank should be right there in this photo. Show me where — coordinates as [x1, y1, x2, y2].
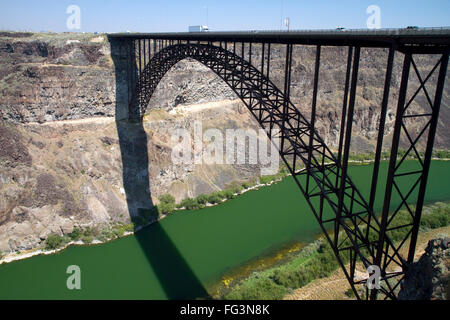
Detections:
[0, 170, 288, 266]
[284, 224, 450, 300]
[0, 159, 361, 265]
[1, 158, 448, 266]
[219, 201, 450, 300]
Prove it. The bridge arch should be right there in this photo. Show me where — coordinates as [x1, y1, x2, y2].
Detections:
[131, 43, 335, 172]
[129, 42, 397, 297]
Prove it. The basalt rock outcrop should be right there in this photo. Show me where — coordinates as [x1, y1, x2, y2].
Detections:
[399, 236, 450, 300]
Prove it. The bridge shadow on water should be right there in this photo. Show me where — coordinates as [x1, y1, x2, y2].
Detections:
[110, 38, 208, 300]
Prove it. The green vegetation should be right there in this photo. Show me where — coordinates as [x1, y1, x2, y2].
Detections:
[70, 227, 82, 241]
[223, 201, 450, 300]
[207, 194, 222, 204]
[345, 288, 356, 298]
[43, 222, 136, 251]
[45, 234, 63, 250]
[81, 235, 94, 244]
[344, 149, 450, 163]
[44, 233, 71, 250]
[168, 166, 291, 213]
[180, 197, 202, 210]
[0, 249, 3, 260]
[433, 150, 450, 159]
[158, 194, 176, 215]
[196, 194, 209, 205]
[80, 227, 95, 244]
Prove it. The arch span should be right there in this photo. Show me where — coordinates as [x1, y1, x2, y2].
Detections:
[130, 43, 399, 298]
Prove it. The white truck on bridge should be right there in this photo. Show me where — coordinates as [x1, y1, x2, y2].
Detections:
[188, 25, 209, 32]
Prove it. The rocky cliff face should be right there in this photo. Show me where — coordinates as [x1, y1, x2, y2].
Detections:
[0, 101, 265, 253]
[399, 236, 450, 300]
[0, 32, 449, 254]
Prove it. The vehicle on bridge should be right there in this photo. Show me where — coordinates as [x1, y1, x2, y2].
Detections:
[188, 25, 209, 32]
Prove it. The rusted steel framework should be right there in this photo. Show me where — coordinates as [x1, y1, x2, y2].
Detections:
[108, 30, 449, 300]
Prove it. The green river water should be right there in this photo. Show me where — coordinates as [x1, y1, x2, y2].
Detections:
[0, 160, 449, 299]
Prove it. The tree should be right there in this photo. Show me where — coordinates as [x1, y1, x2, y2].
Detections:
[45, 234, 63, 250]
[158, 194, 176, 215]
[70, 227, 82, 241]
[207, 194, 222, 204]
[159, 194, 175, 204]
[196, 194, 209, 205]
[180, 198, 200, 210]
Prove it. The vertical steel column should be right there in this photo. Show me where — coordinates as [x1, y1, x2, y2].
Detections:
[241, 42, 245, 96]
[280, 44, 293, 156]
[224, 41, 228, 80]
[261, 43, 265, 78]
[407, 52, 449, 263]
[306, 45, 321, 193]
[375, 53, 412, 278]
[126, 40, 131, 107]
[369, 48, 395, 210]
[336, 46, 353, 189]
[335, 46, 360, 246]
[266, 43, 273, 136]
[259, 43, 265, 122]
[138, 39, 142, 79]
[148, 38, 151, 60]
[143, 39, 147, 70]
[266, 43, 271, 91]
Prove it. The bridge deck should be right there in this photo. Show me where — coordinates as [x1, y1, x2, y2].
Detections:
[108, 28, 450, 52]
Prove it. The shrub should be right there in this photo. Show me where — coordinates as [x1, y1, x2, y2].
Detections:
[159, 194, 175, 204]
[345, 288, 355, 298]
[207, 194, 222, 204]
[158, 194, 176, 215]
[62, 235, 71, 245]
[45, 234, 63, 250]
[83, 227, 93, 237]
[271, 268, 312, 289]
[225, 278, 287, 300]
[216, 191, 228, 199]
[70, 227, 82, 241]
[223, 189, 236, 199]
[112, 227, 125, 238]
[226, 182, 243, 194]
[196, 194, 209, 205]
[421, 209, 450, 229]
[98, 228, 114, 242]
[241, 182, 251, 189]
[0, 249, 3, 259]
[180, 198, 201, 210]
[434, 150, 450, 158]
[158, 202, 175, 215]
[81, 235, 94, 244]
[259, 175, 274, 185]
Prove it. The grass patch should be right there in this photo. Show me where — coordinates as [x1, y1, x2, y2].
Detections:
[222, 201, 450, 300]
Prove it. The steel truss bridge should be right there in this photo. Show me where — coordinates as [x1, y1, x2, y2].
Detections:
[108, 29, 450, 300]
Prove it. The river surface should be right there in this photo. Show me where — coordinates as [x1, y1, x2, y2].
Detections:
[0, 161, 449, 299]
